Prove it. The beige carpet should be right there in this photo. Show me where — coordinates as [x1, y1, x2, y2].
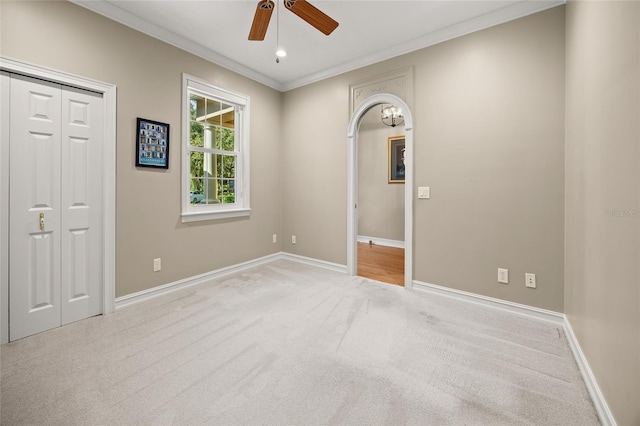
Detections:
[1, 259, 598, 425]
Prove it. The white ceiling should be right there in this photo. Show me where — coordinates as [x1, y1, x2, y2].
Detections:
[73, 0, 564, 92]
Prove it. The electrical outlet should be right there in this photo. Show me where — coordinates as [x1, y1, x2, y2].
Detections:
[498, 268, 509, 284]
[292, 235, 296, 244]
[525, 273, 536, 288]
[153, 258, 161, 272]
[272, 234, 277, 244]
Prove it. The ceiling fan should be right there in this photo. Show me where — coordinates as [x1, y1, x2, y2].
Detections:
[248, 0, 339, 41]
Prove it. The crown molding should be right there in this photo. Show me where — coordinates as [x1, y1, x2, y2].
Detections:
[70, 0, 285, 91]
[280, 0, 564, 91]
[71, 0, 564, 93]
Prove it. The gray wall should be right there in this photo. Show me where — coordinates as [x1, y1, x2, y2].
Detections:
[565, 1, 640, 424]
[0, 2, 566, 310]
[358, 108, 405, 242]
[0, 1, 283, 297]
[283, 6, 566, 312]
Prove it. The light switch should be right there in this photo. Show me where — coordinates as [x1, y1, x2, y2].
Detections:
[418, 186, 430, 199]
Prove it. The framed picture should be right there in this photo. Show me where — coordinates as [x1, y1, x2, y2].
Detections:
[388, 135, 405, 183]
[135, 117, 170, 169]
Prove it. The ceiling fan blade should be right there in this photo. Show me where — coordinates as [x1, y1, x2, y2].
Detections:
[248, 0, 275, 41]
[284, 0, 339, 36]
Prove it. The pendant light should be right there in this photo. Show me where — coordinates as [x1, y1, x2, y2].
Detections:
[275, 1, 286, 63]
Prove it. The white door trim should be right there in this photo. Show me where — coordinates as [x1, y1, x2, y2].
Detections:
[0, 57, 116, 344]
[347, 93, 414, 290]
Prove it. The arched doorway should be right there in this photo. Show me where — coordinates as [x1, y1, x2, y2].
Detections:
[347, 93, 414, 290]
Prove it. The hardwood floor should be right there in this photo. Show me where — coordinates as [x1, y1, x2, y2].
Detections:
[357, 242, 404, 286]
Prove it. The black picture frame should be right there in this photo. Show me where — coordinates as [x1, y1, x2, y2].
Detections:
[135, 117, 170, 169]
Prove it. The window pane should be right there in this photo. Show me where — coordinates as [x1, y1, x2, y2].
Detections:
[215, 126, 222, 150]
[190, 121, 204, 147]
[223, 155, 235, 178]
[205, 99, 222, 127]
[202, 178, 219, 204]
[215, 153, 222, 177]
[190, 179, 204, 204]
[213, 155, 235, 179]
[190, 151, 204, 178]
[221, 102, 235, 130]
[220, 127, 234, 151]
[190, 94, 205, 121]
[202, 152, 217, 178]
[203, 126, 214, 149]
[190, 178, 203, 192]
[219, 179, 235, 204]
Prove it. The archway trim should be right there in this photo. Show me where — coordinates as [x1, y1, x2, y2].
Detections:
[346, 93, 413, 290]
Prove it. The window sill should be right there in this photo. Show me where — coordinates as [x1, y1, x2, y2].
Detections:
[181, 208, 251, 223]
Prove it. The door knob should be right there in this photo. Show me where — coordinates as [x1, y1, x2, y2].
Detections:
[39, 213, 44, 230]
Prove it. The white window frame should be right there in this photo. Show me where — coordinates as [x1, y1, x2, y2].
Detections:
[181, 74, 250, 222]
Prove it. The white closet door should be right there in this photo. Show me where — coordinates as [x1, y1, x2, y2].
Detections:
[8, 75, 104, 341]
[60, 86, 103, 325]
[9, 75, 62, 340]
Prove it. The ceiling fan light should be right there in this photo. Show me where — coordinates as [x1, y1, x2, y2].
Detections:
[276, 48, 287, 58]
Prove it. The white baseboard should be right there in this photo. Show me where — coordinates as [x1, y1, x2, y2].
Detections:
[280, 252, 348, 274]
[563, 317, 616, 426]
[357, 235, 405, 249]
[412, 280, 564, 325]
[115, 252, 347, 311]
[115, 252, 283, 310]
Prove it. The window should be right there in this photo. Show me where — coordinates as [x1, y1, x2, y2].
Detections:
[181, 74, 250, 222]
